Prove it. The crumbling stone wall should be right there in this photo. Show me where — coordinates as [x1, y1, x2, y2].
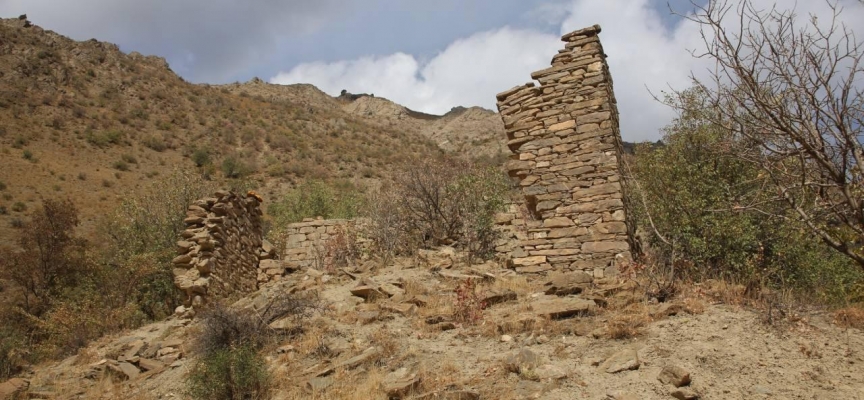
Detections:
[494, 25, 635, 277]
[280, 218, 352, 270]
[172, 190, 264, 307]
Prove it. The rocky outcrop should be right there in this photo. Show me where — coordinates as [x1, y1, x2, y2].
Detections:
[172, 190, 264, 308]
[494, 25, 636, 277]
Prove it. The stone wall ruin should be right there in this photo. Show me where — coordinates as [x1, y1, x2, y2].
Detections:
[494, 25, 635, 277]
[172, 190, 266, 308]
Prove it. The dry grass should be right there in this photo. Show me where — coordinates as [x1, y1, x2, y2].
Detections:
[605, 303, 652, 340]
[834, 305, 864, 329]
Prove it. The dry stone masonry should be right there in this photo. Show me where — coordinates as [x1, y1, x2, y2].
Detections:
[280, 218, 361, 271]
[494, 25, 636, 277]
[172, 190, 265, 307]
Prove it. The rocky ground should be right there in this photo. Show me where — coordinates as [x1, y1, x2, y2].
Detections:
[5, 251, 864, 400]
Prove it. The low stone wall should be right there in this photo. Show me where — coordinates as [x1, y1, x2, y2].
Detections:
[172, 190, 264, 307]
[281, 218, 355, 271]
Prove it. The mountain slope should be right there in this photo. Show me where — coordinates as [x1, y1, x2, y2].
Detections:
[0, 16, 456, 243]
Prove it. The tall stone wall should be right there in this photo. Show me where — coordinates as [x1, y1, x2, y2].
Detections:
[494, 25, 635, 277]
[172, 190, 264, 307]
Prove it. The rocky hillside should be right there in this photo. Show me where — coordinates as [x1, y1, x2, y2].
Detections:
[0, 17, 477, 244]
[6, 250, 863, 399]
[220, 82, 509, 160]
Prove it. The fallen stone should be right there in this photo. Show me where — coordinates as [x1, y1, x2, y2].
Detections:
[334, 347, 380, 371]
[357, 311, 381, 324]
[0, 378, 29, 399]
[505, 348, 540, 374]
[306, 376, 334, 392]
[600, 348, 640, 373]
[532, 297, 596, 319]
[382, 368, 420, 398]
[123, 339, 146, 361]
[110, 361, 141, 380]
[137, 358, 164, 372]
[381, 302, 416, 316]
[438, 270, 482, 281]
[534, 364, 568, 381]
[350, 285, 384, 299]
[670, 387, 699, 400]
[500, 335, 514, 343]
[379, 283, 405, 297]
[483, 290, 517, 307]
[658, 365, 691, 388]
[606, 392, 640, 400]
[543, 271, 593, 296]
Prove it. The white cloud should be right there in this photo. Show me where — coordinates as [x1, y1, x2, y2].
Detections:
[271, 27, 560, 115]
[271, 0, 864, 142]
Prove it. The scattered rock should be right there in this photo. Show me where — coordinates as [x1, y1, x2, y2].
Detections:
[137, 358, 164, 372]
[109, 361, 141, 380]
[670, 387, 699, 400]
[0, 378, 29, 399]
[531, 297, 596, 319]
[658, 365, 691, 387]
[606, 392, 639, 400]
[500, 335, 514, 343]
[382, 368, 420, 398]
[514, 380, 553, 399]
[533, 364, 568, 381]
[351, 285, 384, 299]
[416, 390, 480, 400]
[599, 348, 640, 373]
[381, 302, 416, 316]
[306, 376, 334, 392]
[483, 290, 517, 307]
[505, 348, 540, 374]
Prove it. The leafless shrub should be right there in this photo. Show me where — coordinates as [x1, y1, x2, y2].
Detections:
[195, 292, 321, 355]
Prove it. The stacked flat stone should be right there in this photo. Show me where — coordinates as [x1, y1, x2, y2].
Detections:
[494, 25, 635, 277]
[172, 190, 263, 307]
[282, 218, 353, 270]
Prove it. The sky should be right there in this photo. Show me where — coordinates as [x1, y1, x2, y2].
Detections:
[1, 0, 862, 141]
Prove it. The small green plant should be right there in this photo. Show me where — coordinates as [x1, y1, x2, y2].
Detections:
[22, 149, 33, 160]
[86, 130, 123, 148]
[121, 154, 137, 164]
[186, 345, 269, 400]
[0, 181, 6, 191]
[77, 172, 87, 181]
[220, 156, 254, 179]
[191, 148, 211, 167]
[101, 179, 113, 188]
[113, 160, 130, 171]
[10, 202, 25, 213]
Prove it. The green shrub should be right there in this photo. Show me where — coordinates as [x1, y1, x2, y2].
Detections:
[86, 130, 123, 148]
[10, 202, 25, 212]
[142, 134, 167, 152]
[186, 345, 269, 400]
[112, 160, 130, 171]
[191, 148, 211, 167]
[268, 180, 363, 227]
[221, 156, 255, 179]
[22, 149, 33, 160]
[0, 181, 6, 191]
[632, 88, 863, 303]
[121, 154, 138, 164]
